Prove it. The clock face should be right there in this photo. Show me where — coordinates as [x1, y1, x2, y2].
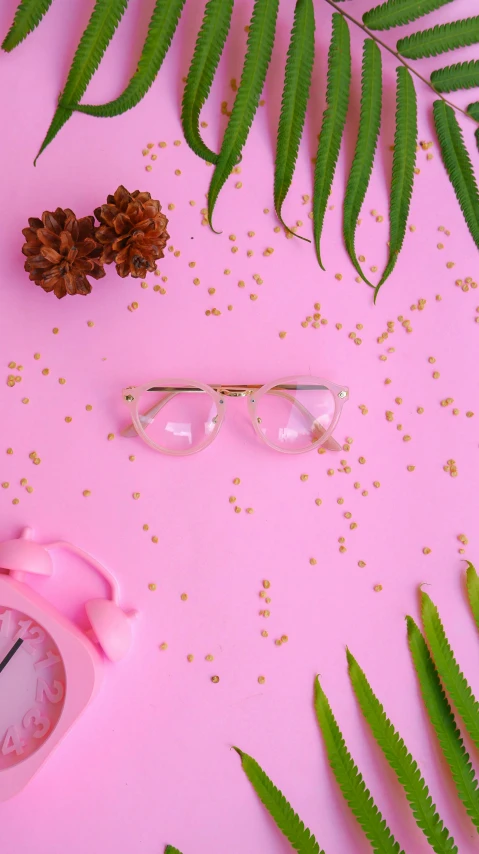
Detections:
[0, 607, 66, 769]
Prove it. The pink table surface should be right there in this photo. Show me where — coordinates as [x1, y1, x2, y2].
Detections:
[1, 0, 479, 851]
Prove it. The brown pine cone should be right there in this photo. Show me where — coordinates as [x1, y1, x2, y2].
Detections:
[22, 208, 105, 298]
[94, 185, 169, 278]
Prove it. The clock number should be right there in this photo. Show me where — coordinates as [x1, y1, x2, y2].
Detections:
[23, 708, 51, 740]
[13, 619, 33, 642]
[2, 725, 25, 756]
[23, 626, 46, 656]
[35, 650, 61, 672]
[0, 610, 13, 637]
[36, 678, 64, 705]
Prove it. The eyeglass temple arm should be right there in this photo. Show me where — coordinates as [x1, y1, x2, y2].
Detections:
[266, 389, 341, 451]
[121, 392, 178, 438]
[121, 390, 341, 451]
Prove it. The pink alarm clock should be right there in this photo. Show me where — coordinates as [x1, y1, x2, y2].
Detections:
[0, 527, 136, 800]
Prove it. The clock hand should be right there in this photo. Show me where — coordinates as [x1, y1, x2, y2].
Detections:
[0, 638, 24, 674]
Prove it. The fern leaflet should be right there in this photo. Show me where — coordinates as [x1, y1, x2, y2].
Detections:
[467, 102, 479, 122]
[375, 66, 417, 299]
[407, 616, 479, 832]
[274, 0, 315, 239]
[72, 0, 186, 118]
[35, 0, 128, 163]
[433, 101, 479, 251]
[421, 590, 479, 753]
[165, 848, 183, 854]
[347, 649, 457, 854]
[313, 13, 351, 270]
[432, 60, 479, 93]
[397, 17, 479, 60]
[2, 0, 53, 52]
[363, 0, 455, 31]
[207, 0, 279, 230]
[314, 678, 403, 853]
[343, 38, 381, 286]
[233, 748, 322, 853]
[466, 562, 479, 633]
[181, 0, 234, 165]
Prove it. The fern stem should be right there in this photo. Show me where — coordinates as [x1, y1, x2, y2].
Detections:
[322, 0, 478, 126]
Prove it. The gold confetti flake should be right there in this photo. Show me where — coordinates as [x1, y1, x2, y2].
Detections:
[258, 675, 266, 684]
[132, 492, 141, 500]
[148, 583, 157, 592]
[211, 675, 220, 683]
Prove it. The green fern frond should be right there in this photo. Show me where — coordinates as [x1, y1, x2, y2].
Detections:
[314, 678, 404, 853]
[313, 13, 351, 271]
[72, 0, 186, 118]
[433, 101, 479, 251]
[466, 562, 479, 632]
[347, 649, 457, 854]
[274, 0, 315, 240]
[165, 847, 183, 854]
[2, 0, 53, 52]
[407, 616, 479, 832]
[397, 17, 479, 60]
[363, 0, 455, 32]
[467, 102, 479, 122]
[35, 0, 128, 163]
[207, 0, 279, 230]
[233, 747, 323, 853]
[431, 60, 479, 93]
[375, 67, 417, 300]
[421, 590, 479, 752]
[343, 38, 381, 287]
[181, 0, 234, 165]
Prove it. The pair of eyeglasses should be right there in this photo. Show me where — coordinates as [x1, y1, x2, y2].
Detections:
[121, 376, 349, 456]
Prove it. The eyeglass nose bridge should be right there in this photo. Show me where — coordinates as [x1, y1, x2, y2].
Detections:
[217, 386, 255, 398]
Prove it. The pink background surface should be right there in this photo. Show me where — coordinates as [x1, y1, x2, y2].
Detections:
[1, 0, 479, 851]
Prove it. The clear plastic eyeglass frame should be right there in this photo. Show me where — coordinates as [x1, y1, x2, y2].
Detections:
[121, 376, 349, 456]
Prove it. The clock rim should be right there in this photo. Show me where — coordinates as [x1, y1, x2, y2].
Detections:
[0, 575, 102, 800]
